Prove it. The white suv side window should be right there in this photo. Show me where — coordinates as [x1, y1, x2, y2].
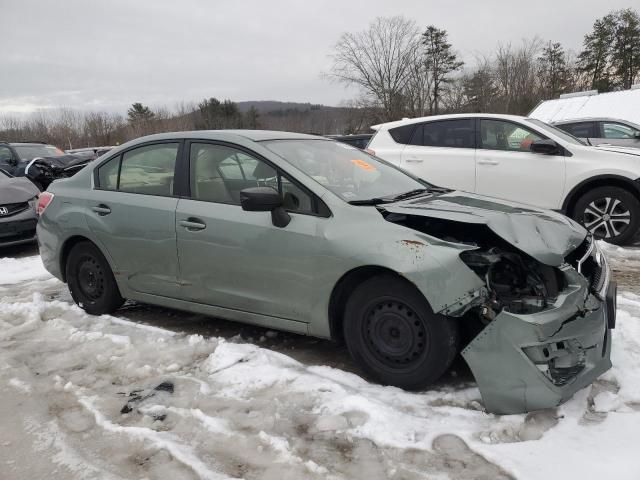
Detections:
[480, 120, 543, 152]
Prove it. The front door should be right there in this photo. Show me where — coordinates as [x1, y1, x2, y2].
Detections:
[399, 118, 476, 192]
[475, 119, 565, 209]
[85, 142, 182, 297]
[176, 141, 323, 323]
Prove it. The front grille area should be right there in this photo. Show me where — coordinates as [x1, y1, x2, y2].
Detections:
[0, 202, 29, 217]
[0, 218, 37, 240]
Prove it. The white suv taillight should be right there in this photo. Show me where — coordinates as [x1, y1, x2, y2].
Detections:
[37, 192, 54, 215]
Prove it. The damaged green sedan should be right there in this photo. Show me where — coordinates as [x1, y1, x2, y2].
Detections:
[36, 130, 616, 414]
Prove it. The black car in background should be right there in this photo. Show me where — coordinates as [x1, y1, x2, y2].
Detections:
[0, 169, 39, 247]
[326, 134, 373, 150]
[0, 141, 92, 190]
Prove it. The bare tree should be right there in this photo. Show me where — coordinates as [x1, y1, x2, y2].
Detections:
[328, 16, 420, 121]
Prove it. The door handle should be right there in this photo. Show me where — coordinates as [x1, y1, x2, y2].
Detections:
[405, 158, 424, 163]
[478, 159, 499, 165]
[179, 218, 206, 231]
[91, 204, 111, 215]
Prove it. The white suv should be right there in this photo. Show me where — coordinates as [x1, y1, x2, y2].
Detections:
[367, 113, 640, 244]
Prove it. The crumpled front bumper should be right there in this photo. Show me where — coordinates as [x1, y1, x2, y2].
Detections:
[462, 265, 614, 415]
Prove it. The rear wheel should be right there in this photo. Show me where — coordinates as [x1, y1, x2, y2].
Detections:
[343, 274, 458, 390]
[66, 241, 124, 315]
[572, 186, 640, 245]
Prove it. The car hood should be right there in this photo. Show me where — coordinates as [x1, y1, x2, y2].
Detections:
[32, 154, 91, 170]
[382, 191, 586, 266]
[0, 176, 39, 203]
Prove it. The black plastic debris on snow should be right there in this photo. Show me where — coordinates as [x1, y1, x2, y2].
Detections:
[119, 381, 174, 420]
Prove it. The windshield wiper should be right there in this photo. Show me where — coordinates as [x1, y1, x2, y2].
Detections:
[389, 188, 432, 201]
[348, 188, 435, 206]
[348, 198, 388, 206]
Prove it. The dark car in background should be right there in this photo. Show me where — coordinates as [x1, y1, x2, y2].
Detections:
[326, 134, 373, 150]
[553, 118, 640, 148]
[0, 141, 93, 190]
[0, 169, 39, 247]
[66, 146, 114, 161]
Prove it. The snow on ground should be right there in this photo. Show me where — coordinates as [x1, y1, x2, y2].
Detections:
[1, 248, 640, 479]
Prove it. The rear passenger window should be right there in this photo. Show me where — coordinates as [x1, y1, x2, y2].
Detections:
[97, 143, 178, 196]
[410, 119, 475, 148]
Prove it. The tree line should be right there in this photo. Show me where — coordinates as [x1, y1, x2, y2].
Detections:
[329, 8, 640, 122]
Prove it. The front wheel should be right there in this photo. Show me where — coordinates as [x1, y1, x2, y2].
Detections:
[343, 274, 458, 390]
[66, 241, 124, 315]
[572, 186, 640, 245]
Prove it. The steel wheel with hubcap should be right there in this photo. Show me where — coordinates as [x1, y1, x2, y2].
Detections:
[343, 274, 458, 390]
[573, 186, 640, 245]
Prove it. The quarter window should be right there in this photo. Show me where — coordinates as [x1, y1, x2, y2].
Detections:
[480, 120, 543, 152]
[410, 120, 475, 148]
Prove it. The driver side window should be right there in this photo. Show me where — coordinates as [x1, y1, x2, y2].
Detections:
[190, 143, 318, 215]
[480, 120, 543, 152]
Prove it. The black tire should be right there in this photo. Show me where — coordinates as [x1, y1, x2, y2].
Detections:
[572, 186, 640, 245]
[65, 241, 124, 315]
[343, 274, 458, 390]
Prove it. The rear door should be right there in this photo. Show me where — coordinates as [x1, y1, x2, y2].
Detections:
[175, 141, 324, 325]
[475, 119, 565, 209]
[86, 141, 182, 297]
[399, 119, 476, 192]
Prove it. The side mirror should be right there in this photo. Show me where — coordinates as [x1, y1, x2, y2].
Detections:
[530, 139, 561, 155]
[7, 157, 18, 166]
[634, 131, 640, 139]
[240, 186, 291, 228]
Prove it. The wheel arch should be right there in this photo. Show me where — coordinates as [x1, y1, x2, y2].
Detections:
[562, 174, 640, 216]
[328, 265, 422, 341]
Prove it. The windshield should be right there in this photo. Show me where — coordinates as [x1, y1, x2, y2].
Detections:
[262, 139, 428, 203]
[527, 119, 587, 146]
[14, 145, 65, 161]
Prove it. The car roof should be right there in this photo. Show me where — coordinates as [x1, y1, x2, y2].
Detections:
[124, 130, 326, 145]
[370, 113, 529, 131]
[553, 117, 634, 124]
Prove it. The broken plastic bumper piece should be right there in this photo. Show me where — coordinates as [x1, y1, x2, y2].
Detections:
[462, 266, 615, 415]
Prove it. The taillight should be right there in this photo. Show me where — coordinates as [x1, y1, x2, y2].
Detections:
[37, 192, 55, 215]
[364, 148, 376, 156]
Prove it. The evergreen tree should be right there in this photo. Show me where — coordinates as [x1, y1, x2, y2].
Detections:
[578, 14, 616, 91]
[538, 42, 569, 98]
[421, 26, 464, 114]
[611, 8, 640, 89]
[127, 103, 155, 124]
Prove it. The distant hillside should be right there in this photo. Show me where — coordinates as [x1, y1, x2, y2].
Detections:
[236, 101, 340, 114]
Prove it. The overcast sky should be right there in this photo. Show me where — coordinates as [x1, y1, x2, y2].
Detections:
[1, 0, 635, 115]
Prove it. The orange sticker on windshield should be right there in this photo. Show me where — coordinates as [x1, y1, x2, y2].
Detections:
[351, 159, 376, 171]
